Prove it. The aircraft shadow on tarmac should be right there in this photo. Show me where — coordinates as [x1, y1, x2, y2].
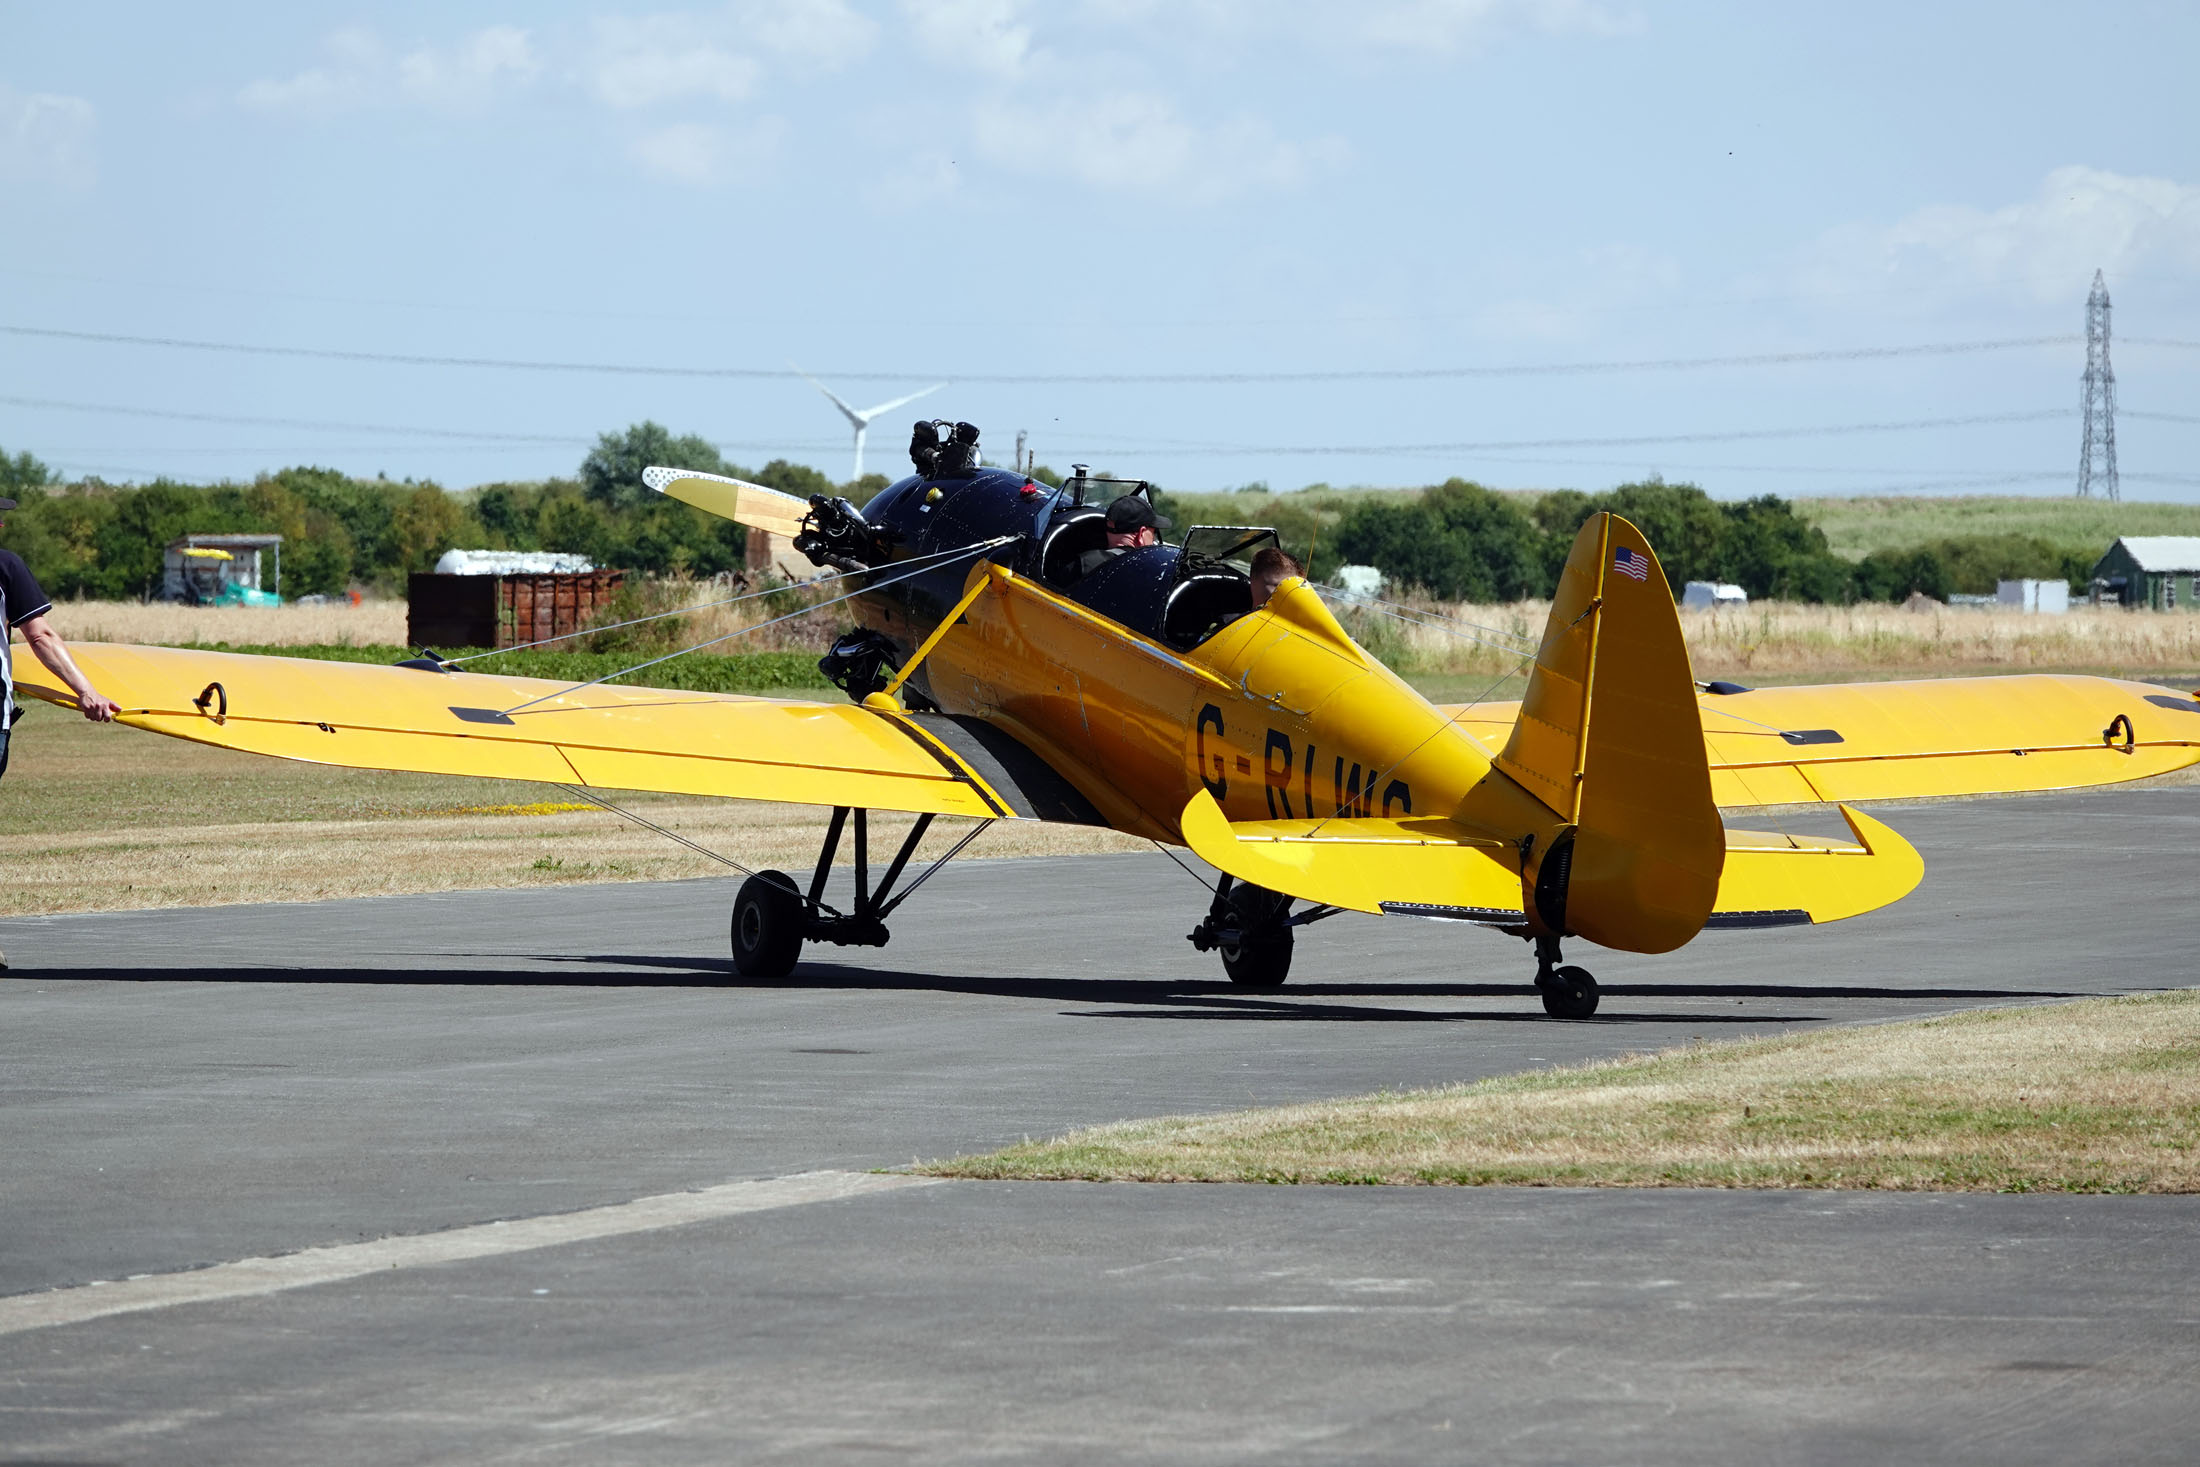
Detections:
[20, 954, 2089, 1026]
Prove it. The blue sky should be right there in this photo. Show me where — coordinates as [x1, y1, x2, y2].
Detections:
[3, 0, 2197, 499]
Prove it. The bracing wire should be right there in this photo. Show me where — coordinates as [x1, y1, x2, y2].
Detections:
[445, 575, 838, 663]
[1150, 839, 1220, 895]
[498, 536, 1016, 716]
[1695, 699, 1799, 736]
[549, 784, 756, 876]
[1314, 586, 1540, 658]
[885, 820, 996, 910]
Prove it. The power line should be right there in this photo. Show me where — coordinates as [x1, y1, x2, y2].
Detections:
[4, 393, 2093, 459]
[1056, 410, 2074, 458]
[0, 322, 2099, 385]
[19, 263, 2200, 331]
[0, 394, 844, 455]
[0, 393, 580, 444]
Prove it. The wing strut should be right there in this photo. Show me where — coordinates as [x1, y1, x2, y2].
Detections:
[876, 564, 1001, 704]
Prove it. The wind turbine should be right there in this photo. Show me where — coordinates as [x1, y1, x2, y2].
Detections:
[794, 368, 945, 482]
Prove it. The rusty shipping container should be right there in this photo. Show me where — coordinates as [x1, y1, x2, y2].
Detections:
[407, 570, 627, 651]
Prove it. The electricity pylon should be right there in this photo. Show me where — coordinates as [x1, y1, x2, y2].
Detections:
[2077, 270, 2119, 501]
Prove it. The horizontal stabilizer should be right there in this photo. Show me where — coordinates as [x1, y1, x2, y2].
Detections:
[1712, 805, 1923, 927]
[1179, 790, 1524, 921]
[643, 466, 811, 538]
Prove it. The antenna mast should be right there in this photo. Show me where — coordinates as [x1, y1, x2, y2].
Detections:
[2077, 270, 2119, 501]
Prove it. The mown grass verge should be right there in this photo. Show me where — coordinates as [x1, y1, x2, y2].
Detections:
[173, 643, 834, 695]
[918, 992, 2200, 1193]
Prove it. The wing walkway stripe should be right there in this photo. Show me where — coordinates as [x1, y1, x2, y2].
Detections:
[0, 1170, 937, 1337]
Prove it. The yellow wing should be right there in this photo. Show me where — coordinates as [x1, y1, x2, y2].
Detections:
[1444, 675, 2200, 807]
[12, 644, 1017, 819]
[643, 465, 811, 537]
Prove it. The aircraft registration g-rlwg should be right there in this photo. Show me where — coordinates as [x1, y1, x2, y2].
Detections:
[22, 420, 2200, 1016]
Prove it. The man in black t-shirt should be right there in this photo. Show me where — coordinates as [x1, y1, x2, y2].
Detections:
[1, 496, 120, 968]
[2, 497, 120, 784]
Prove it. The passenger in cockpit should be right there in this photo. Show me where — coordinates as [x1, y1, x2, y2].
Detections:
[1078, 495, 1172, 578]
[1249, 547, 1303, 610]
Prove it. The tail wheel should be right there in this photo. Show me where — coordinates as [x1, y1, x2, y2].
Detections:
[1539, 965, 1599, 1019]
[1220, 883, 1294, 988]
[731, 870, 806, 978]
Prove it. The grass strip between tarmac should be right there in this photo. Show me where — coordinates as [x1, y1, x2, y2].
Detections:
[918, 992, 2200, 1193]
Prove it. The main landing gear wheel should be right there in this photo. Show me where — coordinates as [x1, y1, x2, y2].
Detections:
[1539, 965, 1599, 1020]
[731, 870, 805, 978]
[1219, 882, 1294, 989]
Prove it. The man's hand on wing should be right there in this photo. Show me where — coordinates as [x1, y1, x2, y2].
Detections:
[18, 614, 120, 722]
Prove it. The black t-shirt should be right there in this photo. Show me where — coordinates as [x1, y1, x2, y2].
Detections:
[0, 549, 50, 629]
[1, 548, 51, 722]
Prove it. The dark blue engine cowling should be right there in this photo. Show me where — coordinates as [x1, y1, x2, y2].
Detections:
[854, 467, 1065, 688]
[864, 466, 1064, 562]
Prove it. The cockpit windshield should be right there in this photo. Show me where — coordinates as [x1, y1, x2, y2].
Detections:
[1179, 525, 1281, 574]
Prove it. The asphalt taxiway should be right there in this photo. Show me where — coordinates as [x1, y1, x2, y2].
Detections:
[2, 788, 2196, 1463]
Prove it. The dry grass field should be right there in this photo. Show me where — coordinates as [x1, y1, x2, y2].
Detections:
[1345, 595, 2200, 686]
[42, 599, 410, 647]
[923, 991, 2200, 1193]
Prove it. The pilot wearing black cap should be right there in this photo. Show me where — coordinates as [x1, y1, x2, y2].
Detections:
[1077, 494, 1172, 579]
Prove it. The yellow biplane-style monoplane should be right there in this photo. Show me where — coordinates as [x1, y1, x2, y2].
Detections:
[21, 420, 2200, 1016]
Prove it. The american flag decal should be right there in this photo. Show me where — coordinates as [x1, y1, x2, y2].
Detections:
[1611, 546, 1649, 580]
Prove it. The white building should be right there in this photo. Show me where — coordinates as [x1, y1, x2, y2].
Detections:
[1680, 580, 1747, 610]
[1996, 579, 2069, 614]
[1330, 564, 1386, 601]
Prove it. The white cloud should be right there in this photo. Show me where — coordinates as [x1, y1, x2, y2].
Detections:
[1804, 166, 2200, 303]
[237, 26, 539, 113]
[630, 116, 786, 185]
[236, 27, 385, 112]
[876, 0, 1343, 202]
[0, 83, 96, 187]
[1073, 0, 1639, 53]
[398, 26, 540, 108]
[590, 16, 760, 108]
[1347, 0, 1642, 51]
[971, 91, 1343, 201]
[734, 0, 877, 67]
[902, 0, 1037, 76]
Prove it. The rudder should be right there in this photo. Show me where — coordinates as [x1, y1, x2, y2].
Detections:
[1495, 513, 1723, 953]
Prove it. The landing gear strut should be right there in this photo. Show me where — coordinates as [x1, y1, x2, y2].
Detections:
[730, 807, 992, 978]
[1533, 933, 1599, 1019]
[1187, 875, 1341, 988]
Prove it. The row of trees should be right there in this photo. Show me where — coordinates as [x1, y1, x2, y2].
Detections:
[0, 427, 2092, 606]
[0, 425, 841, 600]
[1309, 479, 2082, 604]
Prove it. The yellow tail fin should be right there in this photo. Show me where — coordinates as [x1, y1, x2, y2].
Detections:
[1496, 513, 1723, 953]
